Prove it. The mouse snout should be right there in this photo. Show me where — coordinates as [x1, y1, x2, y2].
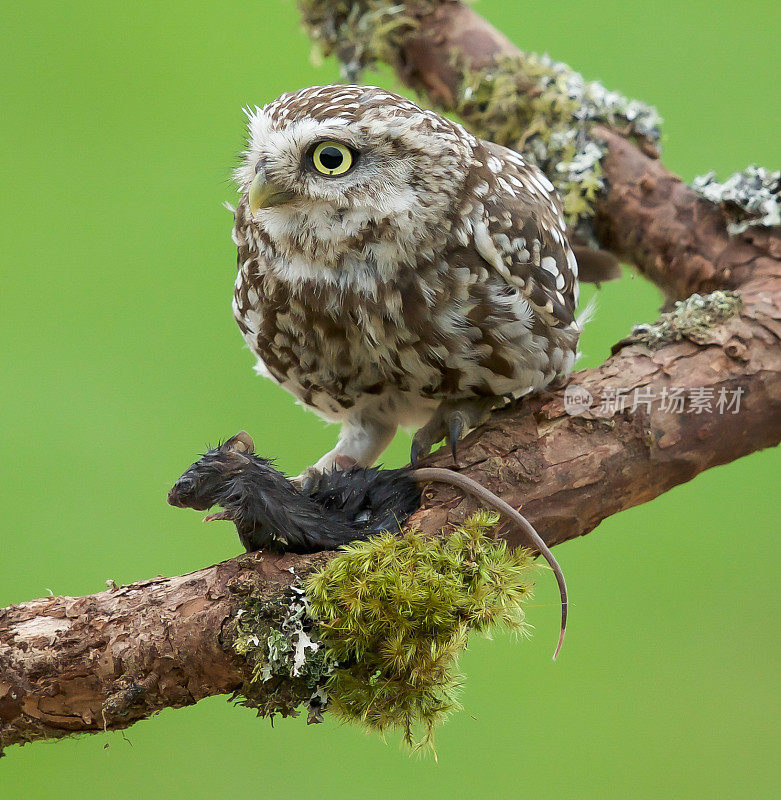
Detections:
[168, 477, 195, 507]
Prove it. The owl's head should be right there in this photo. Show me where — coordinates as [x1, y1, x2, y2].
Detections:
[235, 85, 475, 266]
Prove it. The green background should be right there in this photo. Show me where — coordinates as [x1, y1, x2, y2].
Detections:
[1, 0, 778, 797]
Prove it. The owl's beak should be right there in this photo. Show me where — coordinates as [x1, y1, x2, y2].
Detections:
[248, 172, 296, 214]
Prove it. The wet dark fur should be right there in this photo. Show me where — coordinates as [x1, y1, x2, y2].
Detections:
[168, 433, 421, 554]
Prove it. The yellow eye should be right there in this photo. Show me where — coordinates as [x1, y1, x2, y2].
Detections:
[311, 141, 354, 176]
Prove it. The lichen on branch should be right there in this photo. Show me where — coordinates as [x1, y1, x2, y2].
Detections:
[228, 576, 337, 723]
[455, 53, 661, 243]
[619, 290, 743, 350]
[299, 0, 434, 81]
[692, 167, 781, 235]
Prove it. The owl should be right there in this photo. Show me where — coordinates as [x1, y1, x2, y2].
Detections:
[232, 85, 590, 477]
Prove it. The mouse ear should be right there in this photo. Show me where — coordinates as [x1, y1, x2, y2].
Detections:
[226, 431, 254, 454]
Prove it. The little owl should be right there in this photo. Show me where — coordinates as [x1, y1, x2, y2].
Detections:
[232, 85, 605, 476]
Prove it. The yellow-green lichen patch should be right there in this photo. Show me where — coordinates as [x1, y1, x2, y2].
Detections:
[456, 54, 660, 243]
[628, 291, 743, 349]
[299, 0, 434, 82]
[305, 512, 535, 752]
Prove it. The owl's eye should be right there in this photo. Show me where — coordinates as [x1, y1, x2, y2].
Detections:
[310, 141, 355, 176]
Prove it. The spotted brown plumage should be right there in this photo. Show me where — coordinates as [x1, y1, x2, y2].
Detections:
[232, 85, 586, 474]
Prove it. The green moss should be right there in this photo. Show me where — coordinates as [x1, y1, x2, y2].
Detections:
[226, 514, 536, 750]
[305, 512, 535, 752]
[628, 290, 743, 348]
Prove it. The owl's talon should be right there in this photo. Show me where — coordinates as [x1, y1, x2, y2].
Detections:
[334, 455, 358, 471]
[411, 398, 497, 466]
[410, 438, 429, 467]
[294, 467, 322, 493]
[448, 415, 464, 465]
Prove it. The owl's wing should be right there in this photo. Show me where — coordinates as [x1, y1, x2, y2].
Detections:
[467, 141, 580, 329]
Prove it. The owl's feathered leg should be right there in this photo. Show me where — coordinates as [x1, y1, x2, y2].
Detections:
[410, 397, 497, 466]
[295, 417, 398, 487]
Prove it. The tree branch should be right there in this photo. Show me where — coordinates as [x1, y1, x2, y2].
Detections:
[0, 550, 332, 750]
[1, 0, 779, 754]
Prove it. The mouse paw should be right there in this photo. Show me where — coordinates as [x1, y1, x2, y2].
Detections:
[203, 510, 232, 523]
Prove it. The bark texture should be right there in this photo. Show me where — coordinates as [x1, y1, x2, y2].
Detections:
[0, 551, 331, 750]
[1, 0, 779, 753]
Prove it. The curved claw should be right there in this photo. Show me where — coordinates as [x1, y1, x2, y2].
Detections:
[448, 414, 464, 465]
[410, 437, 429, 467]
[296, 467, 323, 494]
[411, 398, 496, 467]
